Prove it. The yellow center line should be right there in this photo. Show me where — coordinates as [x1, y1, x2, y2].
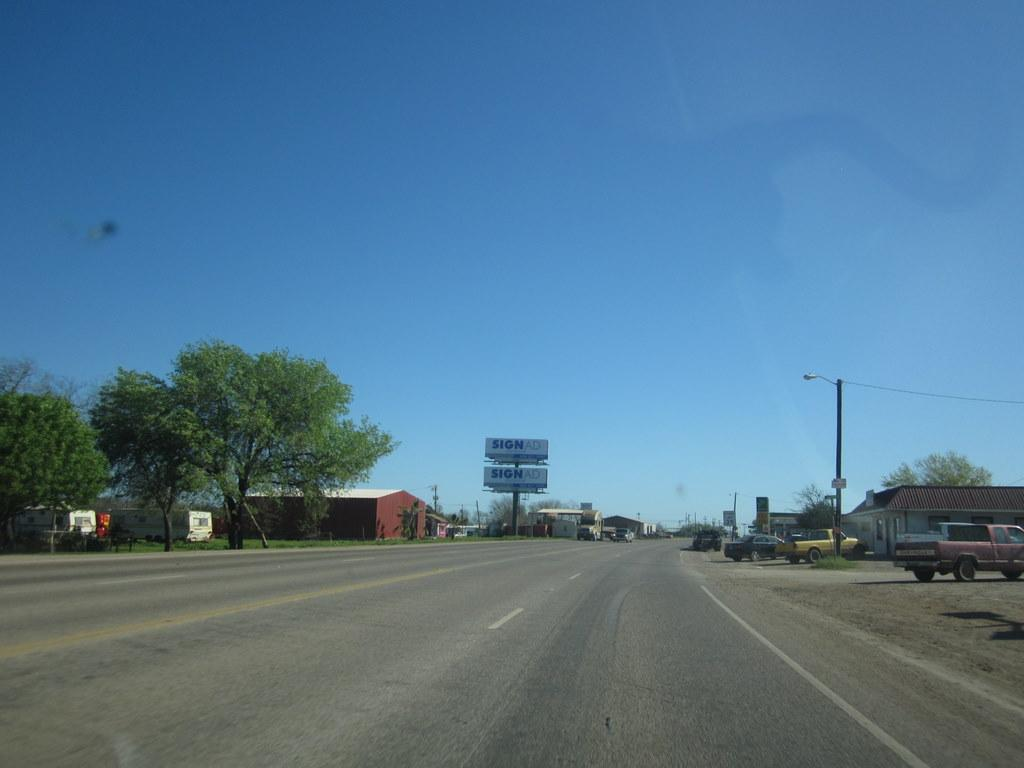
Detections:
[0, 545, 583, 661]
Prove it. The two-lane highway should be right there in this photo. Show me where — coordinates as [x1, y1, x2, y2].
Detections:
[2, 540, 1021, 767]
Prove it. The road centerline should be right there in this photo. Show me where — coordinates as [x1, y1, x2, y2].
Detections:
[94, 574, 188, 586]
[0, 545, 583, 660]
[488, 608, 524, 630]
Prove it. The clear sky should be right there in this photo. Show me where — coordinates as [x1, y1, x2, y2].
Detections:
[3, 1, 1023, 527]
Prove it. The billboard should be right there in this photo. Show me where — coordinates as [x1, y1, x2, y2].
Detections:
[484, 438, 548, 464]
[484, 466, 548, 491]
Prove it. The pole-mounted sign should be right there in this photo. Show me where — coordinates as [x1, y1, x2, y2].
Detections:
[484, 438, 548, 464]
[483, 466, 548, 492]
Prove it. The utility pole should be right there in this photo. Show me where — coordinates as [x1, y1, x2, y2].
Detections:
[835, 378, 843, 557]
[431, 485, 439, 516]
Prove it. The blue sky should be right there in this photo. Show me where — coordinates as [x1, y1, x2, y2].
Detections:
[3, 1, 1023, 526]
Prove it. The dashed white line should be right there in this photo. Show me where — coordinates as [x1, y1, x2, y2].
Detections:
[700, 586, 930, 768]
[488, 607, 524, 630]
[569, 572, 582, 580]
[94, 574, 187, 586]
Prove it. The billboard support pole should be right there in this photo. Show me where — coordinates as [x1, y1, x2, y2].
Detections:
[511, 462, 520, 535]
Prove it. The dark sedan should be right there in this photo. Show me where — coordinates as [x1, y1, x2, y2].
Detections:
[723, 534, 783, 561]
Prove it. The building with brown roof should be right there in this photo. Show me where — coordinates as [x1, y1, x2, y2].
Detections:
[845, 486, 1024, 557]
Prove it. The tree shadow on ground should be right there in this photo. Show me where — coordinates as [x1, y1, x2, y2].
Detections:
[942, 611, 1024, 641]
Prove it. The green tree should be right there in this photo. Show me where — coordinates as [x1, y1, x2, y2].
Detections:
[881, 451, 993, 487]
[400, 501, 422, 540]
[172, 341, 395, 548]
[1, 358, 91, 413]
[91, 370, 205, 551]
[0, 393, 109, 546]
[792, 483, 834, 529]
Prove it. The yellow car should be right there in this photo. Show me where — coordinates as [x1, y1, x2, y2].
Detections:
[775, 529, 867, 564]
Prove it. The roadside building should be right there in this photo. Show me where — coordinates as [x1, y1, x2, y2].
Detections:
[603, 515, 656, 537]
[764, 512, 800, 538]
[844, 486, 1024, 557]
[251, 489, 427, 540]
[424, 512, 450, 538]
[527, 508, 584, 525]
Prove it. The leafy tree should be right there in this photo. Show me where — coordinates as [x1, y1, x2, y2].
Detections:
[881, 451, 992, 487]
[792, 483, 835, 529]
[172, 341, 395, 548]
[1, 358, 90, 413]
[91, 370, 205, 551]
[0, 393, 109, 546]
[399, 501, 421, 540]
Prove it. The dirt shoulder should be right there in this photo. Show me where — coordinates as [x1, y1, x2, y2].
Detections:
[688, 549, 1024, 700]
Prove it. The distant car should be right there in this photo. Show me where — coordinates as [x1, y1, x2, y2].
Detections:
[691, 530, 722, 551]
[723, 534, 783, 561]
[613, 527, 633, 542]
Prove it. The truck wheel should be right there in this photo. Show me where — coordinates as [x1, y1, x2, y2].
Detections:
[912, 569, 935, 582]
[850, 545, 866, 560]
[1002, 570, 1022, 580]
[807, 548, 822, 564]
[952, 558, 976, 582]
[787, 555, 800, 565]
[749, 550, 761, 562]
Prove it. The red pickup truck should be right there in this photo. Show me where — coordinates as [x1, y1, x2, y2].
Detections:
[893, 523, 1024, 582]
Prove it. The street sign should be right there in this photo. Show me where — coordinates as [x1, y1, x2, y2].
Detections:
[483, 466, 548, 492]
[723, 510, 736, 527]
[484, 438, 548, 464]
[831, 478, 847, 489]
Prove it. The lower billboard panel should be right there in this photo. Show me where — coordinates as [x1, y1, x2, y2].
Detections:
[484, 466, 547, 491]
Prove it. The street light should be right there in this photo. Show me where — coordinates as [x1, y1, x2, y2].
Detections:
[803, 373, 844, 557]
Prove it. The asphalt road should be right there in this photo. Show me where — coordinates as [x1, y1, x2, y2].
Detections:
[1, 540, 1020, 767]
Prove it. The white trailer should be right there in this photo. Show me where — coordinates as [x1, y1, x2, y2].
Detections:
[551, 519, 578, 538]
[15, 508, 96, 536]
[108, 509, 214, 542]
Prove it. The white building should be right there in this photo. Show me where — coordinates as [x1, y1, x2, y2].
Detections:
[844, 486, 1024, 557]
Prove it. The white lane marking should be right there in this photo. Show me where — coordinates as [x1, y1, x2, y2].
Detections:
[569, 572, 582, 580]
[94, 575, 187, 586]
[488, 607, 524, 630]
[700, 586, 931, 768]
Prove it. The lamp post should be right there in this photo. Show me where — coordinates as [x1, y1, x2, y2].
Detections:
[803, 373, 844, 557]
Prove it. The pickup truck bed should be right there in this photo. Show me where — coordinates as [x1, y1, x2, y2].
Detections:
[894, 524, 1024, 581]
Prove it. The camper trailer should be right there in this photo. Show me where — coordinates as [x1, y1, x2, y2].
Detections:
[15, 508, 97, 537]
[108, 509, 214, 542]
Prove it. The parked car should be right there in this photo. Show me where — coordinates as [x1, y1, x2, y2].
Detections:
[691, 530, 722, 551]
[723, 534, 783, 561]
[775, 529, 867, 563]
[613, 527, 633, 542]
[894, 523, 1024, 581]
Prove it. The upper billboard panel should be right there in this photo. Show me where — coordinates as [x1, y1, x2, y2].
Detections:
[484, 437, 548, 464]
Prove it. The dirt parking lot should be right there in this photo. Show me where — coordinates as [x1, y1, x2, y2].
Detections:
[693, 550, 1024, 699]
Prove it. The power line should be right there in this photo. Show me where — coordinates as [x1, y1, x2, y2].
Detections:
[844, 379, 1024, 405]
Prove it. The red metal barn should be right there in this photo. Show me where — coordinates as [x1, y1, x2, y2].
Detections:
[252, 490, 426, 540]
